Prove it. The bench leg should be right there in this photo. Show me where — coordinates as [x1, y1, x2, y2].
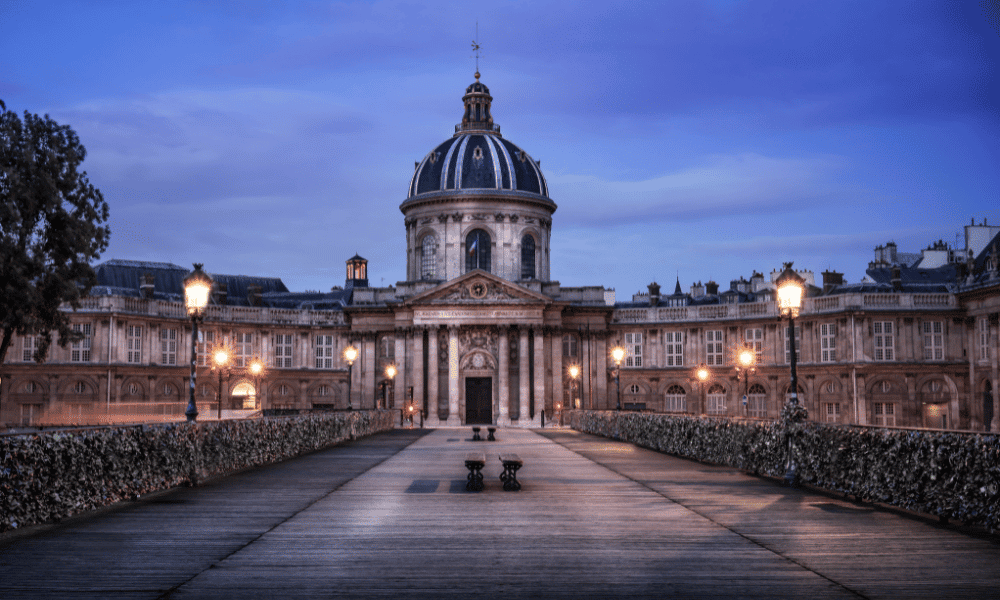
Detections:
[466, 465, 484, 492]
[500, 464, 521, 491]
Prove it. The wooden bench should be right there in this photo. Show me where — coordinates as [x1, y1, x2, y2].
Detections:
[471, 426, 483, 441]
[465, 453, 485, 492]
[487, 426, 496, 441]
[498, 454, 523, 491]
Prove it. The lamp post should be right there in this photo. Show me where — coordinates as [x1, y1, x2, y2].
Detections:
[736, 347, 756, 416]
[213, 346, 231, 420]
[568, 365, 580, 410]
[611, 345, 625, 411]
[249, 358, 265, 411]
[183, 264, 213, 423]
[776, 262, 806, 486]
[776, 263, 804, 407]
[696, 365, 709, 415]
[384, 364, 397, 410]
[344, 345, 358, 410]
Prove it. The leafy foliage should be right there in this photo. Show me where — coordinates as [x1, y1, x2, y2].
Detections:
[0, 411, 394, 531]
[570, 410, 1000, 530]
[0, 100, 110, 364]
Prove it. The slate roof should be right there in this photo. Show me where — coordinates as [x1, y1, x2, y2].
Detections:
[86, 259, 349, 310]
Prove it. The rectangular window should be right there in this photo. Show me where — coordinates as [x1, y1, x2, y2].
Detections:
[273, 333, 293, 368]
[825, 402, 841, 423]
[562, 334, 578, 358]
[922, 321, 943, 361]
[744, 328, 763, 363]
[663, 331, 683, 366]
[874, 321, 894, 361]
[160, 327, 177, 365]
[747, 393, 766, 419]
[820, 323, 837, 363]
[784, 325, 800, 364]
[127, 325, 143, 364]
[315, 335, 335, 369]
[21, 335, 38, 362]
[624, 332, 642, 367]
[664, 393, 687, 412]
[873, 402, 896, 426]
[234, 332, 252, 367]
[197, 330, 216, 367]
[705, 330, 723, 366]
[979, 317, 990, 362]
[71, 323, 92, 362]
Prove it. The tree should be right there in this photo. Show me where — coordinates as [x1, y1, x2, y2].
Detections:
[0, 99, 111, 367]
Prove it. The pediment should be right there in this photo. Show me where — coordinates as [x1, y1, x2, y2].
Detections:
[405, 270, 551, 307]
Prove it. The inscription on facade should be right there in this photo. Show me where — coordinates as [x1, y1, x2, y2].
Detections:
[414, 309, 539, 324]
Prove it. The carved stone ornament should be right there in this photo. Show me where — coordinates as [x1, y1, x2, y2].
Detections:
[495, 213, 505, 222]
[437, 214, 449, 223]
[508, 214, 519, 223]
[451, 212, 463, 222]
[462, 351, 495, 371]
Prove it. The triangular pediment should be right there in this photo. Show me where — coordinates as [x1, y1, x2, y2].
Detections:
[405, 270, 551, 307]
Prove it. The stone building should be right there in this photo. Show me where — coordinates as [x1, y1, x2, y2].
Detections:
[1, 74, 998, 431]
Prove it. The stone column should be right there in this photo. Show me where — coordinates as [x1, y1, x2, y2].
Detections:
[595, 333, 609, 410]
[363, 334, 376, 410]
[551, 329, 563, 414]
[447, 326, 461, 425]
[412, 328, 425, 424]
[394, 330, 405, 410]
[533, 328, 545, 426]
[518, 326, 530, 425]
[498, 325, 510, 426]
[427, 326, 440, 426]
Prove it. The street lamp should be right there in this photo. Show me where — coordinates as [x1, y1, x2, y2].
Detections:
[611, 345, 625, 411]
[344, 345, 358, 410]
[568, 365, 580, 409]
[249, 358, 265, 411]
[183, 264, 213, 423]
[384, 364, 397, 410]
[736, 347, 756, 416]
[775, 262, 805, 406]
[776, 262, 805, 486]
[696, 364, 709, 415]
[213, 345, 231, 420]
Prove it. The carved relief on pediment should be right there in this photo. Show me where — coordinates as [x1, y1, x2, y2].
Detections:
[436, 280, 522, 302]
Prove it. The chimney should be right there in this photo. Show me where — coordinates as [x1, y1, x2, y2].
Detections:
[690, 281, 705, 297]
[248, 284, 263, 307]
[648, 281, 661, 307]
[821, 270, 844, 294]
[705, 280, 719, 295]
[140, 273, 155, 299]
[214, 282, 228, 305]
[891, 266, 902, 291]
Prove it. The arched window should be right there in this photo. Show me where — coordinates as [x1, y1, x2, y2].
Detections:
[665, 384, 686, 413]
[521, 234, 536, 279]
[466, 229, 491, 272]
[747, 383, 767, 418]
[420, 235, 437, 280]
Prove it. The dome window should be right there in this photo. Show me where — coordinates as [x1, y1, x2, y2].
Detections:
[466, 229, 491, 273]
[473, 146, 483, 161]
[421, 235, 438, 280]
[520, 235, 536, 279]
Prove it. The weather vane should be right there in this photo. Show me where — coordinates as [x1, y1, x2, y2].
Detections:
[471, 21, 481, 74]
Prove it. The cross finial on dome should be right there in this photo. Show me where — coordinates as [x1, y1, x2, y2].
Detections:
[471, 21, 481, 75]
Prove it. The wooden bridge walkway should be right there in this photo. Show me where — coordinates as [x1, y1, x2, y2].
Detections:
[1, 427, 998, 599]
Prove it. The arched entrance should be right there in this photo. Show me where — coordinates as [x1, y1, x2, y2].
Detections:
[232, 381, 257, 409]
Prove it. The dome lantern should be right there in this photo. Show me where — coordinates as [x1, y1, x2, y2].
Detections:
[458, 71, 498, 135]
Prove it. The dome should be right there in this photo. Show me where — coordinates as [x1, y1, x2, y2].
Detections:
[407, 133, 549, 199]
[405, 72, 549, 201]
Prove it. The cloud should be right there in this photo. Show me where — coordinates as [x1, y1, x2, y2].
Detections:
[548, 153, 847, 225]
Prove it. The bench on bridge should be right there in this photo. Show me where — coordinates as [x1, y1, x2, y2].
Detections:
[487, 426, 496, 441]
[471, 426, 483, 441]
[498, 454, 523, 491]
[465, 453, 485, 491]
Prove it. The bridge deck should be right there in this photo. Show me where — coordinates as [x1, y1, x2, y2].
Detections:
[1, 427, 998, 599]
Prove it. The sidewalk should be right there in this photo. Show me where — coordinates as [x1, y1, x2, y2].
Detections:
[1, 427, 998, 599]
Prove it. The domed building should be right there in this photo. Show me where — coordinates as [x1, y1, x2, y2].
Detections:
[401, 72, 555, 284]
[3, 72, 994, 433]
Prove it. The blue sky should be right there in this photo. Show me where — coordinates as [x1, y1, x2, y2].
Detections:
[2, 1, 997, 298]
